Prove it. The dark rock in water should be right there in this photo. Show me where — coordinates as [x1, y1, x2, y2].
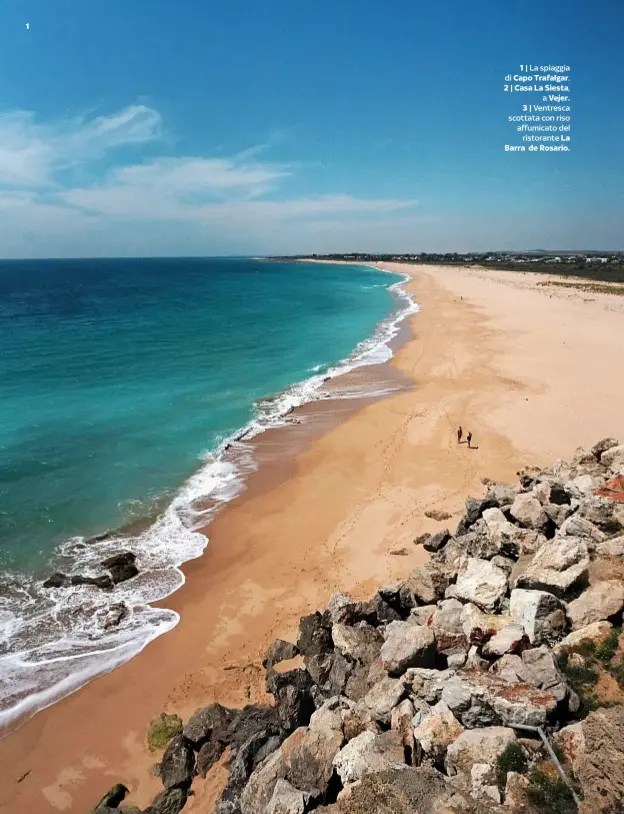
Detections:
[101, 551, 139, 583]
[86, 529, 114, 544]
[42, 571, 69, 588]
[159, 734, 195, 789]
[71, 573, 114, 590]
[144, 788, 187, 814]
[103, 602, 128, 630]
[109, 563, 139, 583]
[423, 529, 452, 553]
[297, 611, 333, 658]
[262, 638, 299, 670]
[183, 702, 234, 748]
[101, 550, 136, 569]
[196, 739, 225, 777]
[92, 782, 129, 810]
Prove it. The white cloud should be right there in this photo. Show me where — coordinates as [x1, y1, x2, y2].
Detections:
[0, 105, 160, 188]
[0, 104, 420, 256]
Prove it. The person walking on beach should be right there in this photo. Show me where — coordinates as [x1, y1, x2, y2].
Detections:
[466, 431, 473, 449]
[457, 426, 463, 444]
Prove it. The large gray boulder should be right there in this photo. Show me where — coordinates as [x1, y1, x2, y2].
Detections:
[519, 644, 568, 703]
[266, 779, 307, 814]
[517, 536, 589, 596]
[486, 483, 520, 507]
[445, 726, 516, 777]
[400, 563, 452, 606]
[559, 515, 606, 547]
[567, 581, 624, 630]
[432, 598, 468, 656]
[412, 700, 464, 758]
[331, 623, 383, 664]
[509, 588, 567, 644]
[380, 621, 436, 676]
[460, 603, 516, 645]
[510, 492, 549, 532]
[263, 639, 299, 670]
[454, 558, 508, 611]
[241, 749, 285, 814]
[363, 676, 406, 725]
[578, 496, 621, 532]
[404, 667, 455, 705]
[280, 723, 344, 796]
[183, 703, 233, 747]
[440, 670, 558, 728]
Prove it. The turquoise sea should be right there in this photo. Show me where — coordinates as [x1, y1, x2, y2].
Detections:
[0, 257, 415, 726]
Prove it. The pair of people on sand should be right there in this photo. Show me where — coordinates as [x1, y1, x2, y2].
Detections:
[457, 426, 473, 448]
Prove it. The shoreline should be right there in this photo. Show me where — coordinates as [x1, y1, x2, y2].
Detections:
[1, 263, 623, 813]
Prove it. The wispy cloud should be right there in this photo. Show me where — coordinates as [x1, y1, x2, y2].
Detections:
[0, 105, 161, 188]
[0, 104, 418, 256]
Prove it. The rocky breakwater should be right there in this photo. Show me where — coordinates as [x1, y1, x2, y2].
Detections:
[92, 438, 624, 814]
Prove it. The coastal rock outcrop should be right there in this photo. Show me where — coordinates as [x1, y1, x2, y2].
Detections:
[95, 437, 624, 814]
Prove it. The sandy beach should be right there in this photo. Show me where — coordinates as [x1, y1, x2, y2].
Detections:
[1, 262, 623, 813]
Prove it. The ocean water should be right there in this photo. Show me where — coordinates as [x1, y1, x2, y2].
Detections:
[0, 257, 416, 728]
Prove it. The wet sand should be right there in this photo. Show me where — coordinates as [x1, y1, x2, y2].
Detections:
[1, 263, 623, 812]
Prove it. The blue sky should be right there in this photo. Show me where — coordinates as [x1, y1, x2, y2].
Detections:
[0, 0, 622, 257]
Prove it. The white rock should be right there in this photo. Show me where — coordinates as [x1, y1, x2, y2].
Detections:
[517, 536, 589, 596]
[559, 515, 606, 545]
[332, 729, 406, 785]
[482, 624, 527, 657]
[509, 588, 567, 644]
[461, 603, 515, 641]
[266, 779, 307, 814]
[455, 558, 508, 612]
